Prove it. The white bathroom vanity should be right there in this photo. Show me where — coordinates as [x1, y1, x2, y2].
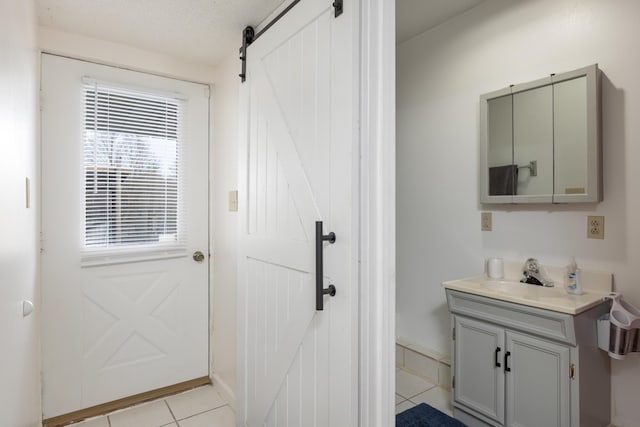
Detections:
[443, 266, 612, 427]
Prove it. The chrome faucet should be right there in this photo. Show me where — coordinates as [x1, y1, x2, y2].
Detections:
[520, 258, 554, 287]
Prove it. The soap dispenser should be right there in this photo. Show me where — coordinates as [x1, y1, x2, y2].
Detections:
[566, 257, 584, 295]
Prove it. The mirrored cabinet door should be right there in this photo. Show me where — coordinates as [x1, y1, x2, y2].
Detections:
[551, 69, 601, 203]
[487, 94, 514, 200]
[513, 83, 553, 202]
[554, 76, 588, 197]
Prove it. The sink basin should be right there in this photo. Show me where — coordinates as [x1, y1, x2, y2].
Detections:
[480, 280, 528, 294]
[480, 280, 567, 298]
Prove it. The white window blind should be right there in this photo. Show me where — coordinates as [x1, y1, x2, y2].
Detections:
[82, 79, 185, 254]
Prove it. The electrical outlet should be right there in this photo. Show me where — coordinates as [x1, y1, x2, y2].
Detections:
[587, 215, 604, 239]
[481, 212, 492, 231]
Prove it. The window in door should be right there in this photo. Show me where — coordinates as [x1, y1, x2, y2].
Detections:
[82, 80, 185, 261]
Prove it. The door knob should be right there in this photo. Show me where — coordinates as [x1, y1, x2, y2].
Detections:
[193, 251, 205, 263]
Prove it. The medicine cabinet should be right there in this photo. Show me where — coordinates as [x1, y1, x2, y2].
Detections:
[480, 64, 601, 204]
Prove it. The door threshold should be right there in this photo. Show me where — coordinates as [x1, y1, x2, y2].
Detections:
[43, 376, 210, 427]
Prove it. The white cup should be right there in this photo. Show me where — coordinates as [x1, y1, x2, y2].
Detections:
[487, 257, 504, 279]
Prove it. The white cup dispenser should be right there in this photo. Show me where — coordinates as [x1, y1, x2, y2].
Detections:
[598, 293, 640, 359]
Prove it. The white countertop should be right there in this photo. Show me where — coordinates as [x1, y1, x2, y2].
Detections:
[443, 275, 611, 315]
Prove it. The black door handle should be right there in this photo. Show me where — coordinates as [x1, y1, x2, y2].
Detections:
[505, 351, 511, 372]
[495, 347, 501, 368]
[315, 221, 336, 311]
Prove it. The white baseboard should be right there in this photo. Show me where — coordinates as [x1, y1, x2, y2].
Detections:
[211, 373, 236, 411]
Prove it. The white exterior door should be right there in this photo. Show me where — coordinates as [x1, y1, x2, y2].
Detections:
[41, 54, 209, 418]
[238, 0, 358, 426]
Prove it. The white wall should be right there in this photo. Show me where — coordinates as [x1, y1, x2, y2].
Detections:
[0, 0, 41, 425]
[210, 52, 240, 404]
[38, 28, 240, 402]
[396, 0, 640, 425]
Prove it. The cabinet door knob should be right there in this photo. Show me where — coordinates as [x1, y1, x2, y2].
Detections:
[505, 351, 512, 372]
[495, 347, 501, 368]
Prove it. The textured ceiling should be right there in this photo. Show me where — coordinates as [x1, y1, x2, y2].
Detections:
[36, 0, 485, 66]
[36, 0, 286, 66]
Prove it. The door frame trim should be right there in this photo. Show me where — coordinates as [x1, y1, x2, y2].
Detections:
[358, 0, 396, 426]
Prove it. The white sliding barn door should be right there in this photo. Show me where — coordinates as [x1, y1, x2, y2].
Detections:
[238, 0, 358, 426]
[41, 54, 210, 418]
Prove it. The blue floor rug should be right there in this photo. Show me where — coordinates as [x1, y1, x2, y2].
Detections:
[396, 403, 467, 427]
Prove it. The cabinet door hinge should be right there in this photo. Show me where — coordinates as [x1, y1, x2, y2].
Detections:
[570, 363, 576, 380]
[452, 327, 456, 340]
[452, 375, 455, 388]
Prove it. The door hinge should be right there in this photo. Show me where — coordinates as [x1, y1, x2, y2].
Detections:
[452, 375, 455, 388]
[452, 327, 456, 340]
[333, 0, 343, 17]
[570, 363, 576, 380]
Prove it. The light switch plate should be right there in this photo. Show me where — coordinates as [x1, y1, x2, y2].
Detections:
[228, 190, 238, 212]
[481, 212, 492, 231]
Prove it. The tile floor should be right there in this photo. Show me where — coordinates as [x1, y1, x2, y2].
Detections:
[72, 385, 234, 427]
[71, 372, 448, 426]
[396, 369, 454, 416]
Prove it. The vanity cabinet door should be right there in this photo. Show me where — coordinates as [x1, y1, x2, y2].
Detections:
[454, 316, 505, 425]
[505, 331, 570, 427]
